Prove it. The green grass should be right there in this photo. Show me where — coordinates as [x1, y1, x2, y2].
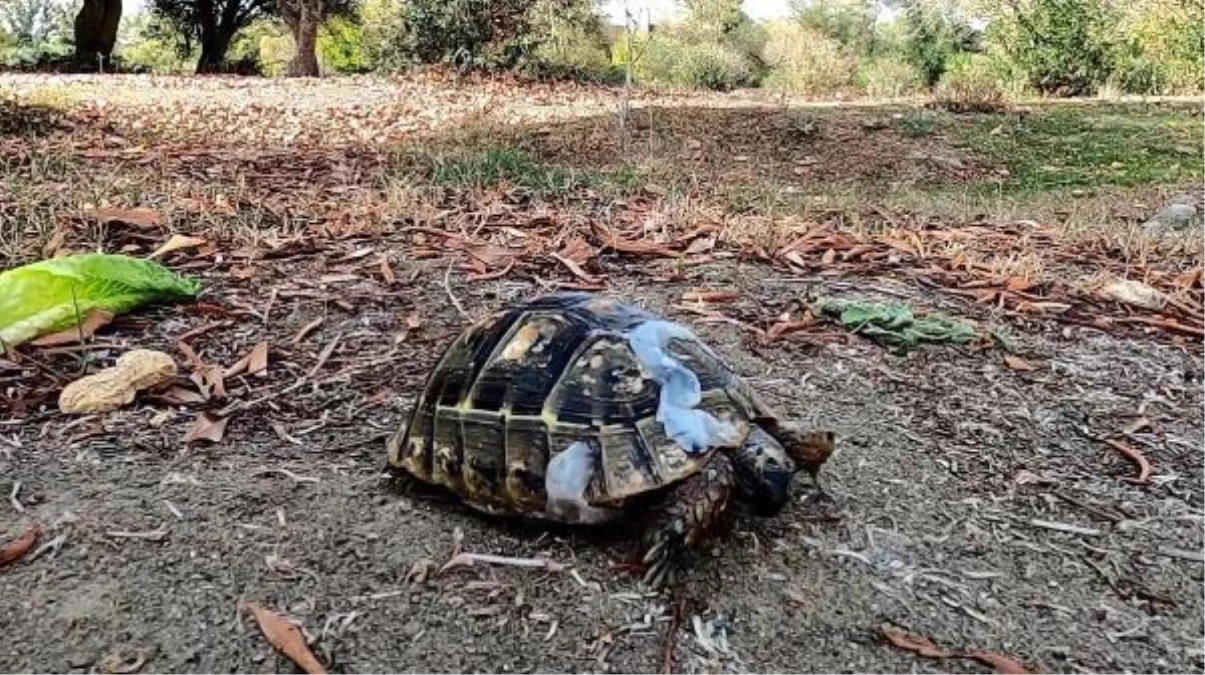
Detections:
[425, 146, 639, 195]
[957, 103, 1202, 193]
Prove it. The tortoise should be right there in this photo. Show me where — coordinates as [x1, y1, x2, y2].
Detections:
[386, 292, 835, 586]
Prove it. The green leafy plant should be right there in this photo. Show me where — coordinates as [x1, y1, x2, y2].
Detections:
[0, 253, 201, 348]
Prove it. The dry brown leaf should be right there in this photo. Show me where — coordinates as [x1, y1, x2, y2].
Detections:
[1005, 276, 1032, 292]
[550, 254, 604, 285]
[765, 317, 819, 342]
[0, 523, 40, 567]
[605, 239, 680, 258]
[1122, 417, 1151, 435]
[230, 265, 258, 280]
[820, 249, 837, 265]
[155, 385, 207, 405]
[30, 309, 114, 347]
[880, 625, 956, 658]
[149, 234, 207, 260]
[83, 207, 163, 229]
[964, 649, 1034, 675]
[683, 236, 716, 255]
[244, 603, 327, 675]
[247, 341, 269, 376]
[1103, 437, 1152, 483]
[681, 290, 740, 303]
[1003, 355, 1035, 371]
[379, 256, 396, 284]
[881, 625, 1033, 674]
[182, 412, 228, 444]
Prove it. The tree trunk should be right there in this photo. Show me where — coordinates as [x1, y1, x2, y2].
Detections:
[196, 32, 233, 73]
[284, 1, 322, 77]
[73, 0, 122, 70]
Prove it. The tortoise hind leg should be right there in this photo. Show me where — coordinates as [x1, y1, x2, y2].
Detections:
[640, 452, 735, 588]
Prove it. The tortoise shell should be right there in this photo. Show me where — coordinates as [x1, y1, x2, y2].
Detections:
[387, 293, 763, 518]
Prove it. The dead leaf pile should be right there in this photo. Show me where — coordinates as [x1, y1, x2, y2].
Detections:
[881, 624, 1033, 674]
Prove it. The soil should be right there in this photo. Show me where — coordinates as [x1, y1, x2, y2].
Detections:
[2, 251, 1202, 674]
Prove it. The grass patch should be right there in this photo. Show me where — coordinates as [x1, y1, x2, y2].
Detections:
[895, 110, 939, 138]
[423, 146, 638, 195]
[957, 103, 1202, 193]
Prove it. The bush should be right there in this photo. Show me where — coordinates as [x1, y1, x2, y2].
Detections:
[638, 35, 756, 91]
[933, 53, 1008, 113]
[319, 14, 370, 74]
[761, 22, 855, 96]
[115, 13, 195, 74]
[1111, 0, 1204, 94]
[985, 0, 1117, 96]
[855, 58, 922, 99]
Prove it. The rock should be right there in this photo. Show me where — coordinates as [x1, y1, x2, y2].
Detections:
[907, 150, 964, 172]
[59, 349, 177, 414]
[1144, 193, 1202, 230]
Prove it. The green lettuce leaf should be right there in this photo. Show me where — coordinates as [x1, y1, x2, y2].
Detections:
[0, 253, 202, 348]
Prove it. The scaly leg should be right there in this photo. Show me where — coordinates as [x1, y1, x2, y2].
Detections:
[640, 452, 735, 588]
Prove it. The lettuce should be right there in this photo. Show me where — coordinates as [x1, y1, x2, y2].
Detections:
[0, 254, 201, 348]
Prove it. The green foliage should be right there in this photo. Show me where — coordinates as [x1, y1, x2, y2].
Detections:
[318, 14, 370, 73]
[895, 109, 938, 137]
[524, 0, 617, 81]
[761, 21, 855, 95]
[116, 12, 196, 73]
[395, 0, 536, 69]
[0, 0, 73, 68]
[1111, 0, 1204, 95]
[0, 253, 201, 348]
[900, 0, 979, 87]
[790, 0, 880, 56]
[620, 0, 765, 91]
[934, 52, 1007, 112]
[226, 18, 290, 76]
[986, 0, 1118, 96]
[854, 58, 923, 99]
[958, 103, 1202, 192]
[358, 0, 409, 71]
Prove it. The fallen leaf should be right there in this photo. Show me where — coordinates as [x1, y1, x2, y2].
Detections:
[880, 625, 956, 658]
[230, 265, 258, 280]
[183, 412, 228, 444]
[964, 649, 1034, 675]
[155, 385, 207, 405]
[550, 253, 604, 285]
[881, 625, 1033, 674]
[683, 236, 716, 255]
[1003, 355, 1035, 371]
[1005, 276, 1032, 292]
[244, 603, 327, 675]
[0, 523, 40, 567]
[247, 341, 269, 376]
[82, 207, 163, 229]
[681, 290, 740, 303]
[1103, 437, 1151, 483]
[148, 234, 207, 260]
[406, 312, 423, 330]
[30, 309, 114, 347]
[379, 256, 396, 284]
[604, 239, 680, 258]
[820, 249, 837, 265]
[765, 317, 819, 341]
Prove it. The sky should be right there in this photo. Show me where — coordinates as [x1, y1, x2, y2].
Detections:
[122, 0, 798, 22]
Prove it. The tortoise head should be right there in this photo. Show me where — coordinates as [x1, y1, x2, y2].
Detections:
[764, 420, 835, 478]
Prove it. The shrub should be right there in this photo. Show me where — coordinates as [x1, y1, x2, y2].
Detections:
[116, 13, 195, 74]
[985, 0, 1117, 96]
[855, 58, 922, 99]
[761, 22, 855, 96]
[639, 35, 757, 91]
[319, 14, 370, 74]
[1111, 0, 1204, 94]
[933, 53, 1008, 113]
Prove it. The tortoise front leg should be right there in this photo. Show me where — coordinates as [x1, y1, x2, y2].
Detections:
[641, 452, 735, 588]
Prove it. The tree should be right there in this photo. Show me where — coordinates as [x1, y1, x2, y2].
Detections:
[148, 0, 271, 73]
[987, 0, 1118, 95]
[73, 0, 122, 68]
[276, 0, 354, 76]
[791, 0, 880, 56]
[900, 0, 979, 86]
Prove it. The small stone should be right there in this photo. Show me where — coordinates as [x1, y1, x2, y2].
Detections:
[402, 620, 423, 637]
[67, 653, 94, 669]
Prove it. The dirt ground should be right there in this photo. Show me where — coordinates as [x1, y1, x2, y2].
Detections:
[2, 253, 1202, 674]
[1, 76, 1203, 674]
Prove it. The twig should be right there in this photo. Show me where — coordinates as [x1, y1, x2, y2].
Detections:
[9, 481, 24, 513]
[1156, 546, 1204, 563]
[307, 332, 343, 378]
[290, 317, 324, 344]
[1029, 519, 1101, 537]
[439, 552, 566, 575]
[661, 593, 684, 674]
[106, 527, 169, 541]
[444, 262, 470, 321]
